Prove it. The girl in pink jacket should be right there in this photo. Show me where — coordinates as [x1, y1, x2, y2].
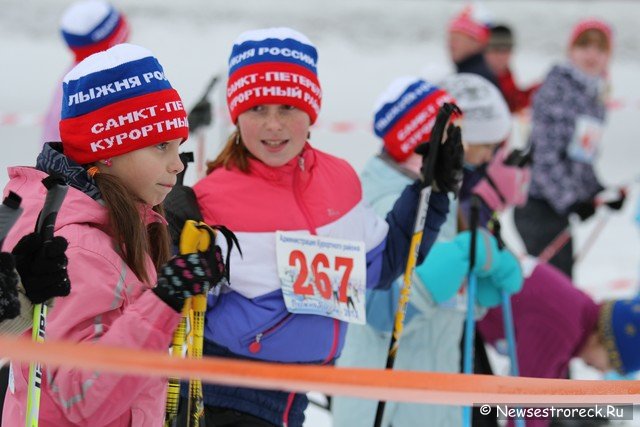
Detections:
[2, 44, 213, 426]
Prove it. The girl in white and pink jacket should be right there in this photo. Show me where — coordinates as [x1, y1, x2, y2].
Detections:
[2, 44, 213, 427]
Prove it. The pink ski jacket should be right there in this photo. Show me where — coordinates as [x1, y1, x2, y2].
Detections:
[1, 166, 180, 426]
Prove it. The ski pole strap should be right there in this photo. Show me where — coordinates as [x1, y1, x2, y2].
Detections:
[177, 152, 195, 186]
[488, 214, 506, 250]
[207, 224, 242, 280]
[0, 191, 23, 246]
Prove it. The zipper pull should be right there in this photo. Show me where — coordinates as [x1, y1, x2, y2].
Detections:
[249, 333, 263, 354]
[298, 156, 305, 171]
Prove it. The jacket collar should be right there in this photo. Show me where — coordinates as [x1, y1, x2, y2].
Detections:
[245, 142, 316, 183]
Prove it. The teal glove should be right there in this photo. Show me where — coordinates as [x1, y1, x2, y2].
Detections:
[416, 229, 523, 307]
[475, 246, 523, 308]
[415, 239, 467, 304]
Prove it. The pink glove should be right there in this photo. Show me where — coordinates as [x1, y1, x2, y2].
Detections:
[472, 148, 531, 212]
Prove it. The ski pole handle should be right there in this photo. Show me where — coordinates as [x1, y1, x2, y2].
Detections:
[26, 176, 68, 427]
[0, 192, 23, 247]
[420, 102, 461, 188]
[164, 220, 214, 427]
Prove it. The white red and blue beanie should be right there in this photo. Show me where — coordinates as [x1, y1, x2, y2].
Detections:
[439, 73, 511, 145]
[60, 0, 130, 63]
[59, 43, 188, 165]
[373, 77, 456, 162]
[226, 27, 322, 124]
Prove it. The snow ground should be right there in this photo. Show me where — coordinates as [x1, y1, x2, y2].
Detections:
[1, 0, 639, 425]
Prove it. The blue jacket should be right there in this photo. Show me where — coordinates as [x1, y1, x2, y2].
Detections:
[191, 146, 449, 426]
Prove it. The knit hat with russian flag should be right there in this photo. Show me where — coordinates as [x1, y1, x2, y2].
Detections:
[227, 27, 322, 124]
[61, 0, 130, 63]
[59, 43, 188, 165]
[373, 77, 456, 162]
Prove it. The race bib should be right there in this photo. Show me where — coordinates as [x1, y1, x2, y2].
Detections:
[567, 115, 604, 164]
[276, 231, 367, 324]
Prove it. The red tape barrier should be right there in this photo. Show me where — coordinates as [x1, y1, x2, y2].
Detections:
[0, 335, 638, 405]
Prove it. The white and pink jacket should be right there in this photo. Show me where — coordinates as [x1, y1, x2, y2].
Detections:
[2, 166, 180, 427]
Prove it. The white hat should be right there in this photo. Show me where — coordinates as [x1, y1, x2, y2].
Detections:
[439, 73, 511, 144]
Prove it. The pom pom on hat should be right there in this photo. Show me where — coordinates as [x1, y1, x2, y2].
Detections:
[59, 43, 188, 165]
[448, 3, 492, 44]
[439, 73, 511, 145]
[60, 0, 130, 63]
[373, 77, 457, 163]
[226, 27, 322, 124]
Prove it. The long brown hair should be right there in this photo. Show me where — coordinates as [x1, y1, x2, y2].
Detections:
[206, 129, 254, 174]
[93, 173, 171, 285]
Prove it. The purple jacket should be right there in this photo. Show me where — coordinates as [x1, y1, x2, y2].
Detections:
[527, 63, 606, 214]
[478, 261, 600, 427]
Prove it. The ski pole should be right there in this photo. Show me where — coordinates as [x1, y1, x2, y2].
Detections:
[573, 213, 610, 265]
[462, 195, 480, 427]
[373, 102, 461, 427]
[536, 187, 624, 265]
[164, 220, 216, 427]
[0, 192, 23, 247]
[26, 175, 68, 427]
[187, 75, 220, 180]
[489, 216, 526, 427]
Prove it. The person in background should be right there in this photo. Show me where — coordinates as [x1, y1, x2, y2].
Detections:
[514, 18, 625, 279]
[485, 23, 541, 113]
[332, 73, 522, 427]
[42, 0, 129, 144]
[448, 3, 499, 87]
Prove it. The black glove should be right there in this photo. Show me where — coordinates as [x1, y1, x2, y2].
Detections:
[11, 233, 70, 304]
[571, 200, 596, 221]
[414, 123, 465, 195]
[0, 252, 20, 320]
[153, 253, 213, 313]
[603, 189, 626, 211]
[163, 184, 204, 247]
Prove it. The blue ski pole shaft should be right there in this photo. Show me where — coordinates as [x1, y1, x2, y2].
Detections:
[502, 291, 526, 427]
[462, 195, 480, 427]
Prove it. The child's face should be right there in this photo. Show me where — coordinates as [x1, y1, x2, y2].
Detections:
[569, 43, 610, 77]
[485, 47, 512, 76]
[105, 139, 184, 206]
[464, 143, 499, 166]
[578, 332, 612, 372]
[237, 104, 310, 168]
[448, 32, 484, 64]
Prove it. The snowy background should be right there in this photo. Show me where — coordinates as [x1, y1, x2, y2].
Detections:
[1, 0, 639, 425]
